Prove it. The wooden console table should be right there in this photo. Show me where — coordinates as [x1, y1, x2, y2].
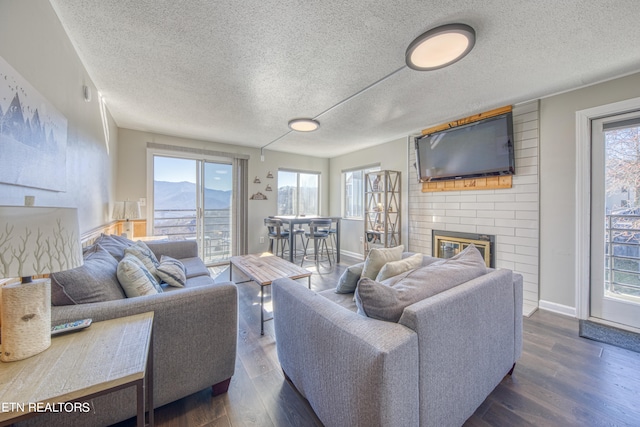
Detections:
[0, 312, 154, 427]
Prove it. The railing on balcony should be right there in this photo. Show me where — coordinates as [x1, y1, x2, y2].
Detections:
[153, 208, 231, 264]
[606, 214, 640, 300]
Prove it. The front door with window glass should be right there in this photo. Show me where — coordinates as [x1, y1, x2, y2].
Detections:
[590, 112, 640, 329]
[152, 156, 232, 264]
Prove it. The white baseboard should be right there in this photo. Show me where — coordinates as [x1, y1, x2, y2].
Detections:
[538, 300, 576, 317]
[339, 250, 363, 261]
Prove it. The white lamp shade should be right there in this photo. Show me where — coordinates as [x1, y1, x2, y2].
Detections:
[113, 201, 140, 220]
[0, 206, 83, 278]
[123, 201, 141, 220]
[112, 201, 125, 220]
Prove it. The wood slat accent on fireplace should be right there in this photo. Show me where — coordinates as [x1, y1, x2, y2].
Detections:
[422, 175, 512, 193]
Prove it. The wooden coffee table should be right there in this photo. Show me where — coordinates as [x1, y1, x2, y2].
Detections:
[230, 253, 311, 335]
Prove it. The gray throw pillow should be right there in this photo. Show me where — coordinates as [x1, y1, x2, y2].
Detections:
[355, 245, 487, 322]
[117, 254, 163, 298]
[51, 244, 126, 306]
[335, 262, 365, 294]
[361, 245, 404, 280]
[157, 255, 187, 288]
[94, 233, 135, 261]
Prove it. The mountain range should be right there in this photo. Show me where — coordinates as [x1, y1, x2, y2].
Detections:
[154, 181, 231, 211]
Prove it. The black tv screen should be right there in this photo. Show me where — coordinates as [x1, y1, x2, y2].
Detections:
[415, 112, 515, 182]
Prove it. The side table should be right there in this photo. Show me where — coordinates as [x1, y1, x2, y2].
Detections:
[0, 312, 154, 427]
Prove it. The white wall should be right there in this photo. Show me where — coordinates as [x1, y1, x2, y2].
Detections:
[408, 102, 540, 314]
[0, 0, 118, 232]
[328, 137, 409, 258]
[117, 128, 329, 254]
[539, 72, 640, 312]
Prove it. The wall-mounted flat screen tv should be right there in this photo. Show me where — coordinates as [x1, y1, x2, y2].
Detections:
[415, 112, 515, 182]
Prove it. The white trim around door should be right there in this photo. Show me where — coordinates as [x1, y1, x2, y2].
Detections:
[575, 96, 640, 321]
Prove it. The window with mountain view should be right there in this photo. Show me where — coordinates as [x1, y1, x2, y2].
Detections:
[277, 170, 319, 216]
[343, 165, 380, 219]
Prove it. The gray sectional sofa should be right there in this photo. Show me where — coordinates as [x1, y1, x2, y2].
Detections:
[273, 251, 523, 427]
[19, 237, 238, 427]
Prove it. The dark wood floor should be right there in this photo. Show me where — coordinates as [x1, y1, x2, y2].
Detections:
[116, 256, 640, 427]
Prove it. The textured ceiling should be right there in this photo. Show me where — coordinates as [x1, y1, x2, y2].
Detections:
[50, 0, 640, 158]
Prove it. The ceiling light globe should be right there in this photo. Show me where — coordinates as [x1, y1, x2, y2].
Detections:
[406, 24, 475, 71]
[288, 118, 320, 132]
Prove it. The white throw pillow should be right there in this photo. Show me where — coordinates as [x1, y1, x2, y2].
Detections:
[361, 245, 404, 280]
[117, 254, 163, 298]
[375, 253, 423, 282]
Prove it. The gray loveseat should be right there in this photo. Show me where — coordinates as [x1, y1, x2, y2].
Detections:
[273, 253, 523, 427]
[20, 238, 238, 427]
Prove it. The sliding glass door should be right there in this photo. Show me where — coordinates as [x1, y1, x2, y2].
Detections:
[152, 155, 233, 264]
[202, 162, 232, 263]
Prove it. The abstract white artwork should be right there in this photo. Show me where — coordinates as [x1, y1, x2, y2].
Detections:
[0, 55, 68, 191]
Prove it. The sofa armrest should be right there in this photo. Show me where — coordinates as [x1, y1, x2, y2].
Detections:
[272, 278, 419, 427]
[145, 239, 198, 259]
[52, 281, 238, 409]
[399, 268, 521, 427]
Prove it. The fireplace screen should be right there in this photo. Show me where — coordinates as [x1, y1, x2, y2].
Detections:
[432, 230, 494, 268]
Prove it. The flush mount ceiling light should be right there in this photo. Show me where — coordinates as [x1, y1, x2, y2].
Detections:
[406, 23, 476, 71]
[288, 118, 320, 132]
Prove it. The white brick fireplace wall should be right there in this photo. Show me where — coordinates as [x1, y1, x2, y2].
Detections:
[408, 101, 539, 315]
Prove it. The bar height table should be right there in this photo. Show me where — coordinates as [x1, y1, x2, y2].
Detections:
[274, 216, 342, 263]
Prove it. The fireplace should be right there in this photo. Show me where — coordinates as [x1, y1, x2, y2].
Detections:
[432, 230, 495, 268]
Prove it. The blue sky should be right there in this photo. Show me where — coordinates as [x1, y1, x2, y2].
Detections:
[154, 156, 232, 191]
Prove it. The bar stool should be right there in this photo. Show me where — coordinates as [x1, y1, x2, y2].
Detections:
[290, 226, 306, 260]
[269, 216, 305, 260]
[264, 218, 289, 258]
[301, 219, 332, 267]
[327, 219, 338, 262]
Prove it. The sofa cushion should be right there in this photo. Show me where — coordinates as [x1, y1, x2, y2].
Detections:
[156, 255, 187, 287]
[361, 245, 404, 280]
[94, 233, 135, 261]
[319, 289, 358, 312]
[375, 253, 423, 282]
[125, 241, 161, 279]
[117, 254, 163, 298]
[355, 245, 487, 322]
[180, 257, 210, 279]
[51, 244, 126, 306]
[335, 262, 365, 294]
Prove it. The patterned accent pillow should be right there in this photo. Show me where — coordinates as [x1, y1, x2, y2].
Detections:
[124, 241, 160, 280]
[156, 255, 187, 288]
[117, 254, 163, 298]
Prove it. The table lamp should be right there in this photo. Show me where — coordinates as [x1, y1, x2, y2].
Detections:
[0, 206, 83, 362]
[112, 200, 140, 239]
